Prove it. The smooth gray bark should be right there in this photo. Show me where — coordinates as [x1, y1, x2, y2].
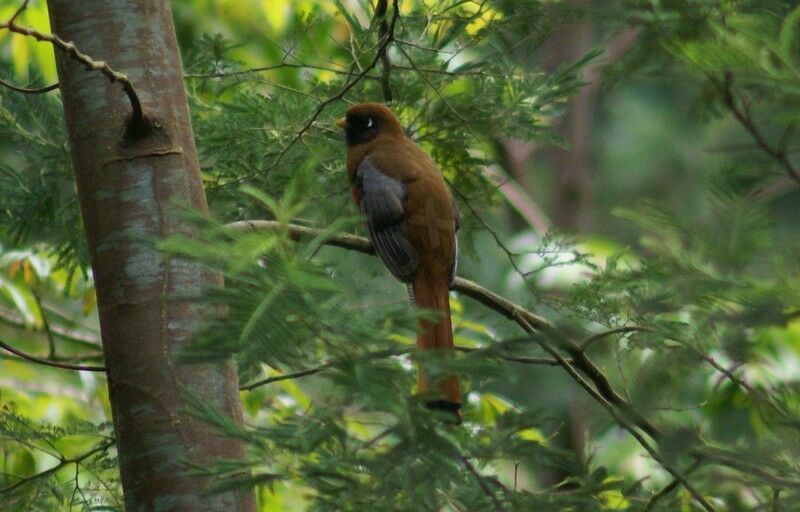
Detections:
[45, 1, 255, 510]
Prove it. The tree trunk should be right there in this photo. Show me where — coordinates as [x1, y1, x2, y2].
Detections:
[45, 1, 255, 510]
[543, 0, 595, 233]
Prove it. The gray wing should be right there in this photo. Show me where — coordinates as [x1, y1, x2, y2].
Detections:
[450, 201, 459, 287]
[356, 158, 418, 283]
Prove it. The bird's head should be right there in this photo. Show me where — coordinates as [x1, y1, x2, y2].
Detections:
[336, 103, 405, 147]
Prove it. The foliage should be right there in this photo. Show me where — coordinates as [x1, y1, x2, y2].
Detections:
[1, 0, 800, 511]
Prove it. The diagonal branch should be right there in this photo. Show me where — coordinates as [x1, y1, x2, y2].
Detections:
[515, 316, 716, 512]
[226, 219, 719, 507]
[715, 72, 800, 186]
[227, 221, 654, 436]
[644, 460, 703, 512]
[240, 363, 332, 391]
[228, 219, 792, 495]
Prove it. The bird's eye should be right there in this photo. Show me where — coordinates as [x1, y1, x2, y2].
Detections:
[366, 117, 374, 128]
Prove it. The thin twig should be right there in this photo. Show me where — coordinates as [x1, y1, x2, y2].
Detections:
[397, 44, 474, 136]
[0, 440, 114, 495]
[448, 183, 532, 286]
[0, 77, 58, 94]
[240, 363, 332, 391]
[518, 319, 715, 512]
[0, 339, 106, 372]
[454, 346, 563, 366]
[715, 72, 800, 186]
[461, 455, 506, 512]
[580, 325, 650, 350]
[31, 288, 56, 359]
[643, 460, 703, 511]
[677, 340, 795, 424]
[258, 0, 400, 176]
[239, 344, 564, 391]
[7, 0, 29, 25]
[184, 62, 380, 81]
[0, 306, 101, 349]
[693, 447, 800, 489]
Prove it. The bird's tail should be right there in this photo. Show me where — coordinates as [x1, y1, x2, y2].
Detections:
[411, 274, 461, 415]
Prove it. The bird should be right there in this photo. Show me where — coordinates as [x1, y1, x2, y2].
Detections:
[336, 103, 461, 417]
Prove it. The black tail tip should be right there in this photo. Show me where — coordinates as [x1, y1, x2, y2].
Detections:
[425, 400, 462, 424]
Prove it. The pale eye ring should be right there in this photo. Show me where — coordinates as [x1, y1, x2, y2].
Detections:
[366, 117, 374, 128]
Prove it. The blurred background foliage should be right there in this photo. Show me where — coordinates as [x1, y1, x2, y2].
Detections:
[1, 0, 800, 510]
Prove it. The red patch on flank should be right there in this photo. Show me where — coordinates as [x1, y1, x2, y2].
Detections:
[351, 186, 361, 206]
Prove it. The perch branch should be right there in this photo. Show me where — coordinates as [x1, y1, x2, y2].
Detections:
[227, 220, 723, 506]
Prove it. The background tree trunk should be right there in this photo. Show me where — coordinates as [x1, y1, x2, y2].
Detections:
[543, 0, 596, 233]
[45, 1, 255, 510]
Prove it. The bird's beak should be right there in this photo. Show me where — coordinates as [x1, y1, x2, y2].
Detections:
[335, 117, 347, 129]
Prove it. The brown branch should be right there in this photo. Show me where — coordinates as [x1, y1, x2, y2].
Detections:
[0, 339, 106, 372]
[0, 77, 58, 94]
[229, 221, 658, 440]
[514, 317, 715, 512]
[1, 1, 147, 133]
[0, 440, 114, 495]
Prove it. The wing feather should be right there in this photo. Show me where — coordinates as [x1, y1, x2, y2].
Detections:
[356, 158, 418, 283]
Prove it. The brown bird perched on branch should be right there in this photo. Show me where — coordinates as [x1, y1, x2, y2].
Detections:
[336, 103, 461, 417]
